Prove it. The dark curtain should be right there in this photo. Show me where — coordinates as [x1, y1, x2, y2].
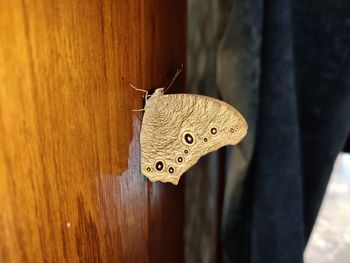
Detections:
[187, 0, 350, 262]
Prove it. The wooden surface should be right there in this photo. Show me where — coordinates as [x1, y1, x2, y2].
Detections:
[0, 0, 186, 262]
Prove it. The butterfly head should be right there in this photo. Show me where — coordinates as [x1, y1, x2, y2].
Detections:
[153, 88, 165, 95]
[146, 88, 165, 105]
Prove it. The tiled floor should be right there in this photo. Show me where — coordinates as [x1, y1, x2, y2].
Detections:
[304, 153, 350, 262]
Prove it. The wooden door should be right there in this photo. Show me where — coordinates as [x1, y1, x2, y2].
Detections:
[0, 0, 186, 262]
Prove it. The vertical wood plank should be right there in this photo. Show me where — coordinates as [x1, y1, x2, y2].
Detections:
[141, 1, 186, 262]
[0, 0, 186, 262]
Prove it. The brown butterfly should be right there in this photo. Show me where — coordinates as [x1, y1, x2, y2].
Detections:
[132, 68, 248, 185]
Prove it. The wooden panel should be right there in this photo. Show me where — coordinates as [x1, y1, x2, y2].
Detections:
[0, 0, 186, 262]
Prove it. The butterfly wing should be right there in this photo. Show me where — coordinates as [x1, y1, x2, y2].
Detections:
[140, 93, 248, 185]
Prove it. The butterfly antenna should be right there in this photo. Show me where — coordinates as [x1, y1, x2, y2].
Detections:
[164, 64, 183, 93]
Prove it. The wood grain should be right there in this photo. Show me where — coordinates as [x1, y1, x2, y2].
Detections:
[0, 0, 186, 262]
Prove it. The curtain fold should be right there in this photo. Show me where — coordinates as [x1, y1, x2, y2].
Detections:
[187, 0, 350, 262]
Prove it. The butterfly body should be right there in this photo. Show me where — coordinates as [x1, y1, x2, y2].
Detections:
[140, 88, 247, 185]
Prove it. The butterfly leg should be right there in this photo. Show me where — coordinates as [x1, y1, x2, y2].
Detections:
[129, 83, 148, 93]
[129, 83, 149, 102]
[130, 108, 145, 121]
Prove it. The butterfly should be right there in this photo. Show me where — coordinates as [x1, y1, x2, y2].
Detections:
[132, 68, 248, 185]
